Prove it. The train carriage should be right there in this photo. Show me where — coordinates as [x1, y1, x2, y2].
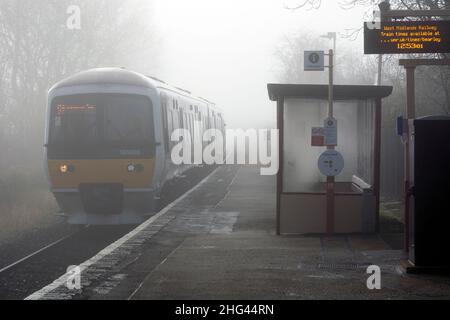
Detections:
[44, 68, 225, 224]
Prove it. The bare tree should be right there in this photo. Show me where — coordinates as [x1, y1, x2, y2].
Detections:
[0, 0, 158, 167]
[275, 30, 379, 85]
[284, 0, 322, 10]
[285, 0, 450, 10]
[280, 0, 450, 114]
[275, 32, 328, 83]
[277, 0, 450, 200]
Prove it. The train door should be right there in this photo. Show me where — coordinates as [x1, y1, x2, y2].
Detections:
[189, 113, 194, 148]
[206, 106, 211, 129]
[178, 101, 184, 129]
[212, 110, 217, 129]
[160, 92, 170, 155]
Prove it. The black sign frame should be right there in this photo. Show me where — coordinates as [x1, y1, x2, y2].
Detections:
[364, 20, 450, 54]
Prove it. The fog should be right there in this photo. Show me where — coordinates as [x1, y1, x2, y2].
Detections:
[0, 0, 399, 242]
[0, 0, 159, 241]
[1, 1, 450, 303]
[1, 0, 449, 241]
[151, 0, 370, 129]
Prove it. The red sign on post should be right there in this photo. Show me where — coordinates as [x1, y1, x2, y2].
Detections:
[311, 127, 325, 146]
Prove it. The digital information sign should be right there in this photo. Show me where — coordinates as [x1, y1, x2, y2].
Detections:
[364, 20, 450, 54]
[56, 104, 96, 115]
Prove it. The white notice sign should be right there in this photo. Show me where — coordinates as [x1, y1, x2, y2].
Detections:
[304, 51, 325, 71]
[324, 117, 337, 146]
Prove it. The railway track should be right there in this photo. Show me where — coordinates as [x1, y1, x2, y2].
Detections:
[0, 165, 216, 300]
[0, 225, 136, 300]
[0, 232, 80, 274]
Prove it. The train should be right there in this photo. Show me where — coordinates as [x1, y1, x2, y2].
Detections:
[44, 68, 225, 224]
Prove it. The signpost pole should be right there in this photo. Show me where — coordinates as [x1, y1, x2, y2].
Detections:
[377, 1, 391, 85]
[403, 65, 416, 253]
[305, 49, 339, 235]
[327, 49, 334, 235]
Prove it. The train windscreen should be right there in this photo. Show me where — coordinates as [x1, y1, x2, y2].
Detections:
[48, 93, 155, 159]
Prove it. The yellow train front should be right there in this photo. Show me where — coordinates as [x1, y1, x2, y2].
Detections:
[45, 68, 225, 224]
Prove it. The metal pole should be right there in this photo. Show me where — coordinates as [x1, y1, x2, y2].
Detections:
[374, 98, 382, 233]
[276, 98, 284, 236]
[404, 66, 416, 252]
[327, 49, 335, 235]
[377, 0, 391, 85]
[332, 34, 336, 72]
[321, 32, 337, 74]
[377, 55, 382, 85]
[328, 50, 334, 117]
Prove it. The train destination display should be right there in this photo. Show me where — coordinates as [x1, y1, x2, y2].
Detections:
[364, 20, 450, 54]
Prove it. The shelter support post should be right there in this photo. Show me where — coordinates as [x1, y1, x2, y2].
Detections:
[404, 65, 416, 252]
[327, 49, 335, 235]
[276, 98, 284, 236]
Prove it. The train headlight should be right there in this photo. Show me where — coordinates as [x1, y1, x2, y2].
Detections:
[127, 164, 144, 173]
[60, 164, 75, 174]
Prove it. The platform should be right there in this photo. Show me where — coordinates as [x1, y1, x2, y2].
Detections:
[27, 165, 450, 300]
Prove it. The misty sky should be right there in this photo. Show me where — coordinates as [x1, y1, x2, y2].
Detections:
[152, 0, 371, 129]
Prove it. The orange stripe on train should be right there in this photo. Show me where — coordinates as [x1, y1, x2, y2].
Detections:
[47, 159, 155, 189]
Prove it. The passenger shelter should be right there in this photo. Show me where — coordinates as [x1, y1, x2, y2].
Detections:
[267, 84, 393, 235]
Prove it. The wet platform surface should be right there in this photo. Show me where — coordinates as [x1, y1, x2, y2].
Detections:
[28, 165, 450, 300]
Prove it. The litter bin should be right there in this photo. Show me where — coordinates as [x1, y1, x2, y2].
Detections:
[408, 116, 450, 268]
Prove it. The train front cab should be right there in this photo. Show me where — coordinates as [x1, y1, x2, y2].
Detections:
[45, 89, 162, 225]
